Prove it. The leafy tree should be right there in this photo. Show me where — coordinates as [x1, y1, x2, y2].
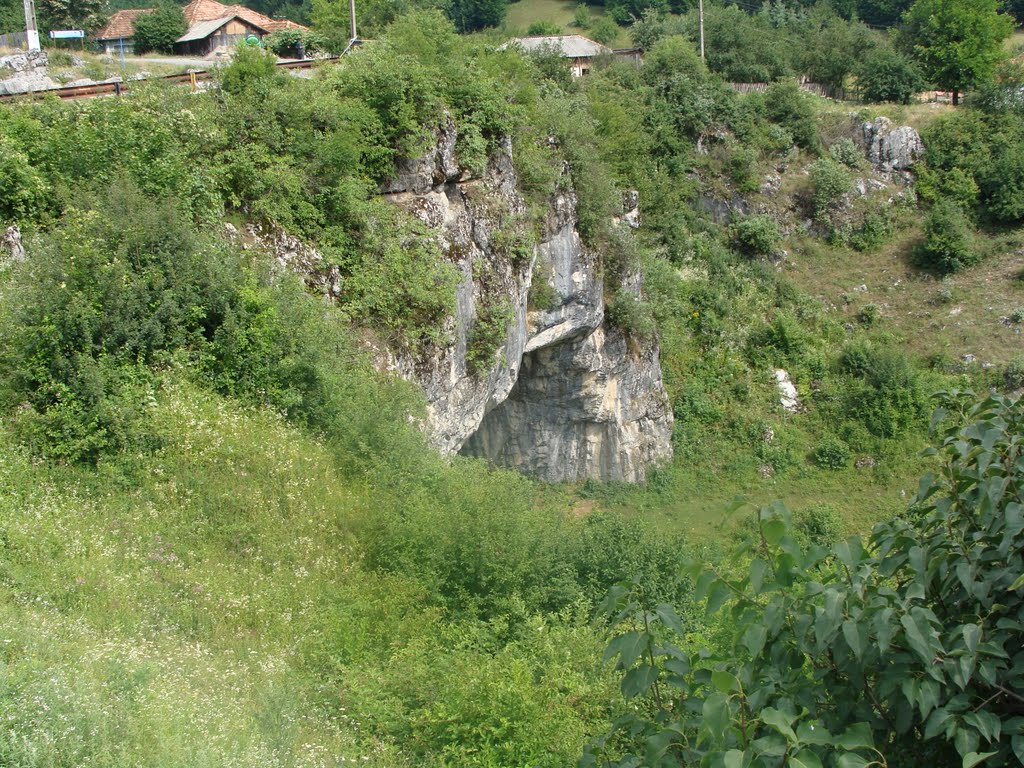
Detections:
[854, 43, 926, 103]
[36, 0, 103, 31]
[446, 0, 506, 32]
[587, 391, 1024, 768]
[132, 5, 186, 55]
[800, 10, 872, 91]
[899, 0, 1014, 105]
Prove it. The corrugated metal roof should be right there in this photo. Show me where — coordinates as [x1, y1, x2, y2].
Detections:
[176, 16, 235, 42]
[500, 35, 611, 58]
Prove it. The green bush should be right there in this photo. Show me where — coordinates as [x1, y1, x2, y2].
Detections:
[573, 5, 591, 29]
[219, 44, 281, 94]
[762, 80, 819, 149]
[839, 344, 927, 437]
[606, 291, 657, 344]
[732, 215, 780, 256]
[526, 20, 561, 35]
[811, 436, 851, 469]
[853, 45, 925, 104]
[828, 137, 863, 169]
[809, 157, 850, 223]
[856, 302, 880, 326]
[264, 27, 330, 57]
[1004, 357, 1024, 389]
[590, 17, 621, 46]
[132, 5, 186, 55]
[917, 198, 980, 274]
[466, 300, 512, 375]
[0, 135, 50, 222]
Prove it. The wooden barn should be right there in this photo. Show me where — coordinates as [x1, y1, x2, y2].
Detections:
[92, 0, 307, 58]
[174, 14, 268, 56]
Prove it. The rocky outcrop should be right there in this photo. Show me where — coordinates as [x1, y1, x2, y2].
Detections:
[378, 120, 673, 483]
[461, 325, 673, 483]
[0, 50, 58, 95]
[1, 225, 26, 267]
[858, 116, 924, 173]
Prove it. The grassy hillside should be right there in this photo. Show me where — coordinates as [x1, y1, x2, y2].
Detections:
[2, 10, 1023, 766]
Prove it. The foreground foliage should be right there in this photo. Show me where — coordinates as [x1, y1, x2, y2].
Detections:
[588, 392, 1024, 767]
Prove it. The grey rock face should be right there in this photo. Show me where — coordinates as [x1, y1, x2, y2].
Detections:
[0, 50, 58, 95]
[379, 122, 673, 483]
[1, 225, 26, 266]
[461, 326, 673, 483]
[859, 116, 924, 172]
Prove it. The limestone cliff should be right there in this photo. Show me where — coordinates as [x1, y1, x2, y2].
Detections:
[378, 120, 673, 483]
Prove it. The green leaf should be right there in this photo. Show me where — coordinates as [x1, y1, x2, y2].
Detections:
[750, 557, 769, 593]
[963, 623, 981, 653]
[655, 604, 685, 637]
[762, 518, 786, 546]
[706, 580, 733, 617]
[1010, 572, 1024, 592]
[791, 749, 824, 768]
[702, 692, 730, 743]
[901, 609, 938, 664]
[621, 664, 658, 700]
[760, 707, 797, 743]
[796, 721, 832, 746]
[842, 619, 864, 660]
[712, 669, 740, 693]
[724, 749, 746, 768]
[837, 754, 870, 768]
[835, 723, 874, 751]
[604, 631, 647, 668]
[742, 623, 768, 658]
[962, 752, 997, 768]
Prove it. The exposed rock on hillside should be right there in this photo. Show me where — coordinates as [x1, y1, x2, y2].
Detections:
[0, 50, 58, 95]
[1, 225, 26, 266]
[858, 116, 924, 173]
[378, 121, 673, 483]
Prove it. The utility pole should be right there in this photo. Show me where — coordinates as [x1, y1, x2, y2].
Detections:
[348, 0, 357, 44]
[696, 0, 704, 60]
[22, 0, 40, 51]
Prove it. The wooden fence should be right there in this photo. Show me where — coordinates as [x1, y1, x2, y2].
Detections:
[0, 31, 29, 50]
[727, 80, 845, 101]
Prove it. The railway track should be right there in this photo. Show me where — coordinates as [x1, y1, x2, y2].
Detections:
[0, 55, 338, 103]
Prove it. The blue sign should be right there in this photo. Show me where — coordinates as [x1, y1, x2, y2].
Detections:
[49, 30, 85, 39]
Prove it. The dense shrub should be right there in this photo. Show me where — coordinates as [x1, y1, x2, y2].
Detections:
[732, 214, 781, 256]
[762, 81, 819, 149]
[526, 19, 560, 35]
[809, 157, 850, 222]
[811, 436, 851, 469]
[839, 343, 927, 437]
[917, 198, 980, 274]
[131, 5, 186, 54]
[606, 292, 657, 344]
[853, 45, 926, 104]
[828, 137, 862, 168]
[219, 44, 282, 94]
[589, 16, 621, 46]
[264, 27, 329, 57]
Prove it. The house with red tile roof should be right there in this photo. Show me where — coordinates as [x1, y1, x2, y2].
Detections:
[93, 0, 307, 57]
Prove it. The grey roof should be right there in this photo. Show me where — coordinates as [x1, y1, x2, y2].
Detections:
[499, 35, 611, 58]
[176, 15, 265, 43]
